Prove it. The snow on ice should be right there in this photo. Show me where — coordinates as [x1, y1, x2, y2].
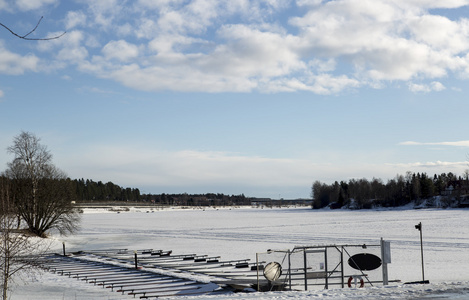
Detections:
[11, 206, 469, 299]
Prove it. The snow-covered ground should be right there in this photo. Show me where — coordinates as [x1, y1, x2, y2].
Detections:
[11, 206, 469, 299]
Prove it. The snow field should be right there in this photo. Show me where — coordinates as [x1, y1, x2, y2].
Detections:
[11, 206, 469, 299]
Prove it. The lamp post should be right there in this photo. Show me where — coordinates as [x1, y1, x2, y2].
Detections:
[415, 222, 425, 283]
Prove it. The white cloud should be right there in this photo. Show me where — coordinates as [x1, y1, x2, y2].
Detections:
[211, 24, 303, 78]
[29, 0, 469, 93]
[431, 81, 446, 91]
[309, 73, 361, 94]
[0, 0, 9, 11]
[137, 0, 185, 10]
[408, 81, 446, 92]
[144, 0, 288, 36]
[87, 21, 362, 93]
[38, 30, 84, 51]
[408, 83, 430, 93]
[397, 0, 469, 9]
[408, 15, 469, 53]
[155, 1, 219, 35]
[148, 34, 197, 54]
[58, 46, 88, 63]
[288, 0, 469, 83]
[400, 140, 469, 147]
[387, 161, 468, 168]
[65, 11, 87, 30]
[64, 146, 318, 190]
[102, 62, 259, 93]
[61, 144, 414, 197]
[62, 143, 469, 197]
[54, 31, 89, 63]
[309, 58, 337, 73]
[80, 0, 127, 30]
[296, 0, 323, 7]
[15, 0, 57, 11]
[0, 41, 38, 74]
[36, 30, 89, 67]
[102, 40, 140, 62]
[0, 89, 4, 98]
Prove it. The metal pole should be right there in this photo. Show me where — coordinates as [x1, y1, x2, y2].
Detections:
[62, 242, 66, 256]
[256, 253, 259, 291]
[340, 246, 344, 288]
[303, 249, 308, 291]
[288, 250, 292, 291]
[324, 249, 328, 289]
[415, 222, 425, 282]
[134, 251, 138, 269]
[419, 224, 425, 282]
[381, 238, 389, 285]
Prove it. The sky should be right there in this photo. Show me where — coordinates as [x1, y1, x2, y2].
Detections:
[1, 0, 469, 199]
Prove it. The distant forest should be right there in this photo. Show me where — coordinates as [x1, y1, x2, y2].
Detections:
[312, 172, 469, 209]
[58, 171, 469, 209]
[73, 179, 141, 202]
[142, 193, 251, 206]
[72, 179, 251, 206]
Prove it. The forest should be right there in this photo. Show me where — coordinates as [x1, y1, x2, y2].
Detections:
[142, 193, 251, 206]
[73, 178, 141, 202]
[71, 179, 250, 206]
[5, 173, 468, 209]
[311, 171, 469, 209]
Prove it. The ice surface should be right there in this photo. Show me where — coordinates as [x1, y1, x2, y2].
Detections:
[10, 206, 469, 299]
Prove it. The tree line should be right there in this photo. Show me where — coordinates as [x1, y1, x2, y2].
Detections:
[71, 180, 251, 206]
[73, 179, 141, 202]
[311, 171, 469, 209]
[142, 193, 250, 206]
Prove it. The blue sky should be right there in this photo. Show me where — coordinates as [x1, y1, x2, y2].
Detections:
[1, 0, 469, 199]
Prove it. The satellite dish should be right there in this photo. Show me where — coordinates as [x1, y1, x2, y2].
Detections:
[263, 262, 282, 281]
[348, 253, 382, 271]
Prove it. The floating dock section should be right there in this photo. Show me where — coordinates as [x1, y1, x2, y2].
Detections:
[36, 248, 260, 298]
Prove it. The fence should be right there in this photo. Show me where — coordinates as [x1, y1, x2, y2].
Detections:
[256, 238, 391, 291]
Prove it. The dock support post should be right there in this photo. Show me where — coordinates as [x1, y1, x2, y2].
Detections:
[134, 251, 138, 269]
[303, 249, 308, 291]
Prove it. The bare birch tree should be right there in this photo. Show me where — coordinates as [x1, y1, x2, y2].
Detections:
[0, 176, 49, 300]
[4, 131, 79, 237]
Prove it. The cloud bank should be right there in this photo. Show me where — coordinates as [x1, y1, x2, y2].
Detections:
[3, 0, 469, 94]
[55, 144, 468, 198]
[400, 140, 469, 147]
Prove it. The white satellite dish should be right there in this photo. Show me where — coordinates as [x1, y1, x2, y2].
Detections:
[263, 262, 282, 281]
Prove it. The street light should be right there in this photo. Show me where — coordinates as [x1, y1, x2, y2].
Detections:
[415, 222, 427, 283]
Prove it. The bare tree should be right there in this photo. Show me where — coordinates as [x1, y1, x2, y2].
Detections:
[4, 131, 80, 237]
[0, 16, 65, 40]
[0, 176, 49, 300]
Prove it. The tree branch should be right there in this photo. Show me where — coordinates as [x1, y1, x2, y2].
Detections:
[0, 16, 66, 41]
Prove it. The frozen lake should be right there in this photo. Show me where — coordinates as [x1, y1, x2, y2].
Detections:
[59, 206, 469, 283]
[12, 206, 469, 299]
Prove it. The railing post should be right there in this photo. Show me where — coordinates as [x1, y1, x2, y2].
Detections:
[303, 249, 308, 291]
[134, 251, 138, 269]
